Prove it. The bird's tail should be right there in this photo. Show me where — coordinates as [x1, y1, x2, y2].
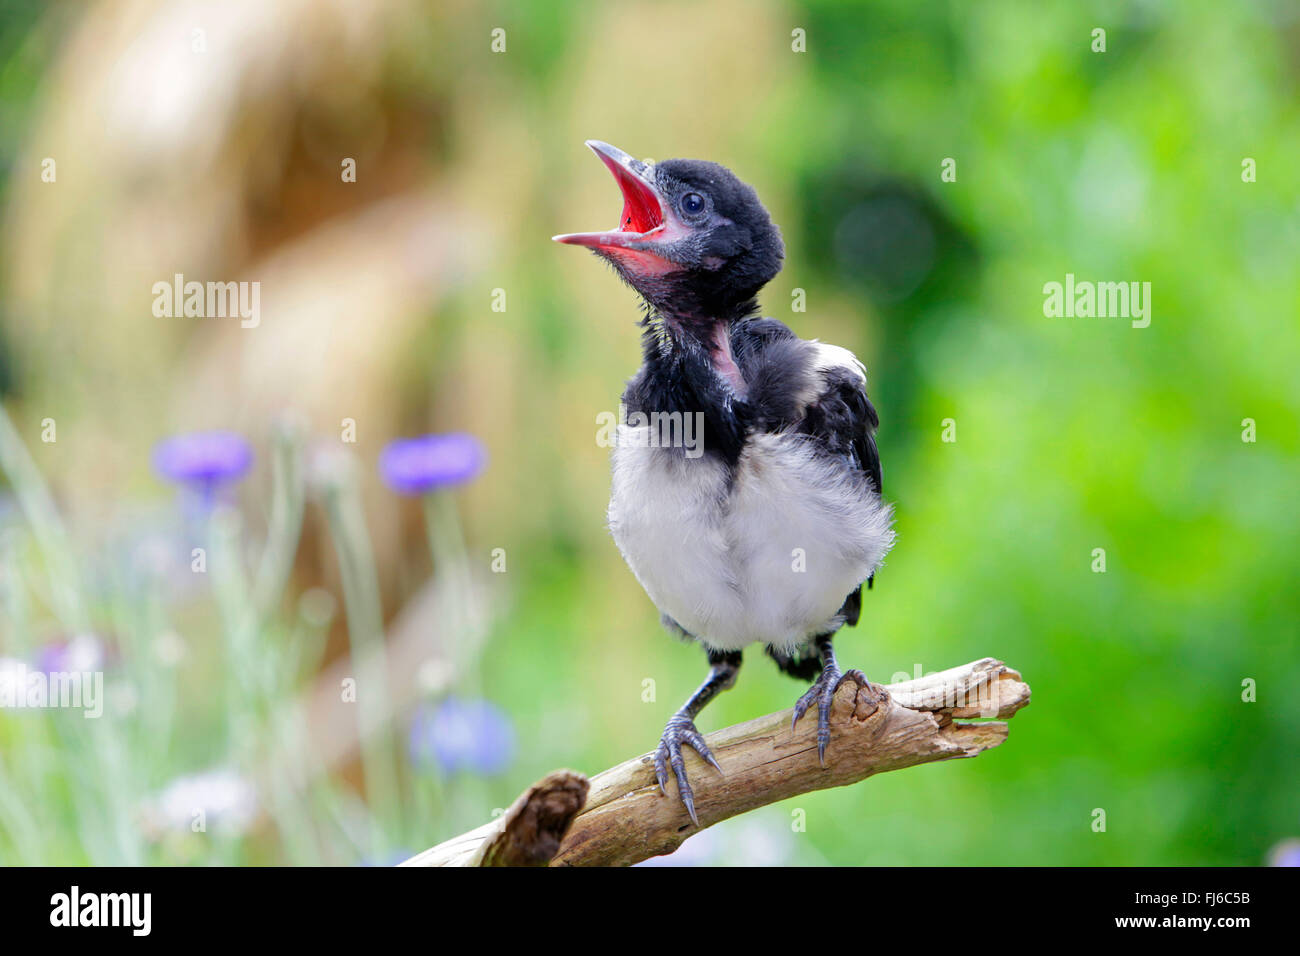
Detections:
[765, 645, 823, 682]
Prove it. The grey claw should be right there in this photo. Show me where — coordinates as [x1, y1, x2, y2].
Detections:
[686, 729, 723, 775]
[840, 669, 869, 691]
[678, 776, 699, 826]
[792, 662, 871, 768]
[791, 684, 818, 730]
[653, 747, 669, 795]
[817, 687, 834, 767]
[655, 715, 717, 826]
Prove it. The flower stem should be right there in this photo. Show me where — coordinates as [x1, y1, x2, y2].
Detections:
[0, 404, 87, 631]
[422, 491, 481, 693]
[321, 463, 402, 856]
[254, 419, 306, 618]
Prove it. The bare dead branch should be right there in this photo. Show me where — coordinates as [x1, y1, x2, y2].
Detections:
[402, 657, 1030, 867]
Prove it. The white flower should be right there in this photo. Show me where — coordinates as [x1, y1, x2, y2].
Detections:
[61, 634, 105, 672]
[151, 768, 258, 835]
[152, 631, 186, 667]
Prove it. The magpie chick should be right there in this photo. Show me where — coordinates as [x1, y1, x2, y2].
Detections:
[555, 141, 895, 825]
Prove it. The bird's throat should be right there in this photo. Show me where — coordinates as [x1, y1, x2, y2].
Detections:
[708, 323, 747, 397]
[651, 310, 748, 398]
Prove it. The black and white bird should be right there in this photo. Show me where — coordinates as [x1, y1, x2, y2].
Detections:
[554, 141, 895, 824]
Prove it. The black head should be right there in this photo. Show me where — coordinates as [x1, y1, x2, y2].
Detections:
[554, 141, 785, 324]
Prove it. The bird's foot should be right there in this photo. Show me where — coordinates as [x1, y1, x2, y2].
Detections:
[791, 665, 870, 767]
[653, 713, 722, 826]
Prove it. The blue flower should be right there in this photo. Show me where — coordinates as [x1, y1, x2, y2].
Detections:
[379, 433, 485, 496]
[152, 431, 253, 489]
[408, 698, 514, 775]
[1270, 840, 1300, 867]
[359, 849, 416, 867]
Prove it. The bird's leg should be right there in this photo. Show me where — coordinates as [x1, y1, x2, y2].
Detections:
[654, 649, 741, 826]
[791, 633, 870, 767]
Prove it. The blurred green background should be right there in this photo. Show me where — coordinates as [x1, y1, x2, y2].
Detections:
[0, 0, 1297, 865]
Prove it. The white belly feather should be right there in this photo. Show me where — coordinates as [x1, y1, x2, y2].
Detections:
[608, 427, 895, 653]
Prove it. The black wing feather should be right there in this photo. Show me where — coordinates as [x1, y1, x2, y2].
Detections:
[714, 319, 885, 623]
[798, 360, 884, 614]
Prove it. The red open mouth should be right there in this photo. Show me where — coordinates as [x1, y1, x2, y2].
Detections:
[553, 141, 667, 250]
[602, 153, 663, 236]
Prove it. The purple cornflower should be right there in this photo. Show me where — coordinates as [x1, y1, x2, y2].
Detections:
[379, 433, 485, 496]
[152, 431, 253, 504]
[408, 698, 514, 775]
[35, 634, 105, 674]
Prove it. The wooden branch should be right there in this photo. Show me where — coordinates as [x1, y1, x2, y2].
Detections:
[401, 657, 1030, 868]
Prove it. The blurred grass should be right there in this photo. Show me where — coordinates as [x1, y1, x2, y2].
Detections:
[1, 0, 1298, 865]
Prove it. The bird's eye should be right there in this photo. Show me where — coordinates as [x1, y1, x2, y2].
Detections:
[680, 192, 705, 215]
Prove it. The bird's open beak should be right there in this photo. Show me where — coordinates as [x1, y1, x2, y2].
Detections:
[552, 141, 670, 254]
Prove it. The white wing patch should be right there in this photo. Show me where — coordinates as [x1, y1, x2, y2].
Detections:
[807, 340, 867, 386]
